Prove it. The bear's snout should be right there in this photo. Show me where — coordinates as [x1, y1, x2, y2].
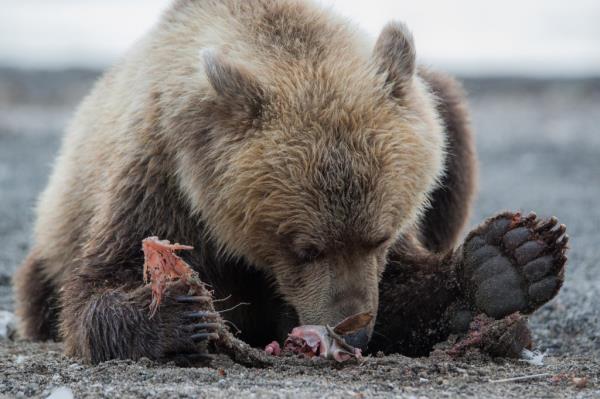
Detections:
[343, 327, 371, 351]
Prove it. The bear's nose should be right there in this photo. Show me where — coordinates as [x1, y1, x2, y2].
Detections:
[343, 327, 370, 351]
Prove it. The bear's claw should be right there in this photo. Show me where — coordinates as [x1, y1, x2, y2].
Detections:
[175, 295, 213, 304]
[461, 211, 568, 318]
[191, 332, 220, 342]
[182, 310, 219, 320]
[178, 300, 221, 343]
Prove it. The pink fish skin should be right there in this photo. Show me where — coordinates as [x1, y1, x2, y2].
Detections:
[284, 325, 362, 362]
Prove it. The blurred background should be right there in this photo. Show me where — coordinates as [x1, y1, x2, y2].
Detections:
[0, 1, 599, 354]
[1, 0, 599, 75]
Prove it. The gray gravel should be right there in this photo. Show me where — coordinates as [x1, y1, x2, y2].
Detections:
[0, 70, 599, 398]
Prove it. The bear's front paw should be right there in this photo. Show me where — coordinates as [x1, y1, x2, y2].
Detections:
[460, 211, 568, 318]
[158, 280, 222, 365]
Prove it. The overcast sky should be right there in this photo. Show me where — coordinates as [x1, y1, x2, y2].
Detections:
[1, 0, 599, 76]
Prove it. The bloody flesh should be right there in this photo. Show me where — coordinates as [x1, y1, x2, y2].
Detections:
[142, 237, 199, 317]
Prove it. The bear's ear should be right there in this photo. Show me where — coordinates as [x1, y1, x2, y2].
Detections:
[201, 48, 265, 117]
[373, 21, 416, 99]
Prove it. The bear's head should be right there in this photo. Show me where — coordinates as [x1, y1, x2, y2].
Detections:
[176, 22, 445, 348]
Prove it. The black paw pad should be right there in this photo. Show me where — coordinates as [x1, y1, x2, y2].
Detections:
[462, 212, 568, 318]
[514, 241, 546, 265]
[471, 256, 512, 286]
[475, 269, 526, 318]
[528, 277, 560, 304]
[463, 245, 501, 275]
[484, 218, 511, 245]
[522, 256, 554, 282]
[502, 227, 530, 250]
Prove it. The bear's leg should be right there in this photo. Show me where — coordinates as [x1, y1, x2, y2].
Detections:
[60, 273, 220, 364]
[370, 239, 464, 356]
[418, 68, 477, 253]
[372, 212, 568, 356]
[13, 251, 60, 341]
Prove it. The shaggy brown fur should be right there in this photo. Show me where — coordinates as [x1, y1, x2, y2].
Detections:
[418, 67, 478, 253]
[13, 0, 568, 363]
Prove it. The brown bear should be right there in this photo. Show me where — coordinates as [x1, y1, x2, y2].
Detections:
[13, 0, 568, 363]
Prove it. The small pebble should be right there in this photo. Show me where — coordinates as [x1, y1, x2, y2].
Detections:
[572, 377, 588, 389]
[0, 311, 16, 340]
[46, 387, 74, 399]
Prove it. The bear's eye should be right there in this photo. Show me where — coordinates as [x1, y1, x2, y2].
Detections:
[295, 245, 323, 263]
[367, 235, 392, 249]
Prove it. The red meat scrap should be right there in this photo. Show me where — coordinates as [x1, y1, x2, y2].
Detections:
[264, 341, 281, 356]
[142, 236, 201, 317]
